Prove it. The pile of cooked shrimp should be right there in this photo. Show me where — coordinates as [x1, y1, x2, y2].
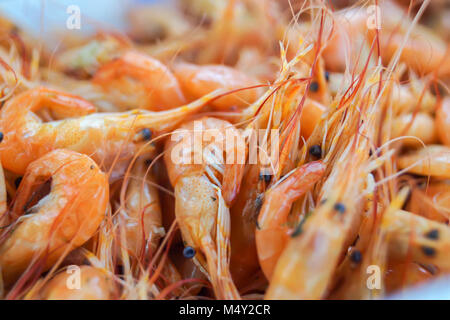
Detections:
[0, 0, 448, 300]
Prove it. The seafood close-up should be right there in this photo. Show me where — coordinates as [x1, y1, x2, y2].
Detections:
[0, 0, 449, 302]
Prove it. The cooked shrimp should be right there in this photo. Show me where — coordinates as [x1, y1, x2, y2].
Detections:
[384, 210, 450, 271]
[321, 7, 371, 73]
[55, 33, 130, 78]
[229, 164, 266, 289]
[119, 158, 164, 260]
[128, 5, 191, 43]
[389, 113, 437, 147]
[0, 0, 448, 301]
[324, 2, 450, 77]
[328, 188, 410, 300]
[0, 87, 222, 176]
[436, 97, 450, 146]
[228, 55, 323, 287]
[164, 117, 244, 299]
[172, 62, 261, 111]
[266, 75, 381, 299]
[40, 266, 116, 300]
[389, 78, 437, 115]
[0, 150, 109, 285]
[408, 182, 449, 223]
[255, 161, 326, 280]
[93, 51, 186, 111]
[397, 145, 450, 178]
[378, 17, 450, 78]
[385, 262, 434, 294]
[299, 99, 327, 140]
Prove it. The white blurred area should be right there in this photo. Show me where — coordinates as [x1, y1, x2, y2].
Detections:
[0, 0, 160, 43]
[388, 276, 450, 300]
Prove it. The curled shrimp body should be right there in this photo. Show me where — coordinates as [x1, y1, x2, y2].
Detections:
[164, 117, 244, 299]
[0, 150, 108, 285]
[0, 87, 220, 176]
[93, 51, 186, 111]
[321, 8, 369, 72]
[397, 145, 450, 178]
[378, 23, 450, 78]
[390, 79, 437, 115]
[40, 266, 116, 300]
[255, 161, 326, 280]
[172, 62, 261, 111]
[390, 113, 437, 147]
[324, 2, 450, 77]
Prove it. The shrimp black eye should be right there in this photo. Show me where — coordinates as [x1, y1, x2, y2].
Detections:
[325, 71, 330, 82]
[309, 81, 319, 92]
[350, 249, 362, 263]
[309, 145, 322, 158]
[259, 173, 272, 183]
[183, 246, 196, 259]
[141, 128, 152, 141]
[0, 132, 4, 143]
[425, 229, 439, 240]
[421, 246, 436, 257]
[334, 202, 346, 214]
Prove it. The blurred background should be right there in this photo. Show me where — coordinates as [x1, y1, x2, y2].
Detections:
[0, 0, 159, 43]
